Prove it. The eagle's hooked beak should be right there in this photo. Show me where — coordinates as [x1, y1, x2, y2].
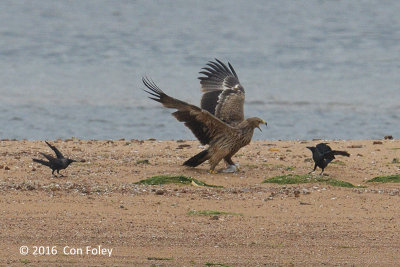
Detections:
[257, 120, 267, 131]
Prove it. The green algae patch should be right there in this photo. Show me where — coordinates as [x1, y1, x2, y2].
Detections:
[135, 175, 222, 188]
[262, 174, 355, 188]
[367, 174, 400, 183]
[187, 210, 243, 216]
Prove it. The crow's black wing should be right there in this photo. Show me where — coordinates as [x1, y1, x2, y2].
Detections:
[40, 152, 58, 163]
[45, 141, 64, 159]
[316, 143, 335, 163]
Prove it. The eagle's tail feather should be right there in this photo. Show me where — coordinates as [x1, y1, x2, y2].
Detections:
[183, 149, 210, 167]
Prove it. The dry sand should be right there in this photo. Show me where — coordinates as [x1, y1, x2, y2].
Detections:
[1, 139, 400, 266]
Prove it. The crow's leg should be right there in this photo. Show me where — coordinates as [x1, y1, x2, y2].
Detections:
[52, 169, 57, 177]
[308, 164, 317, 174]
[57, 170, 65, 177]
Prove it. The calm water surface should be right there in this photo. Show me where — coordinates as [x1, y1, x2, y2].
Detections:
[0, 1, 399, 140]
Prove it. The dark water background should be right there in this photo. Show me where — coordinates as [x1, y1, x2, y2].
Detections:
[1, 1, 399, 140]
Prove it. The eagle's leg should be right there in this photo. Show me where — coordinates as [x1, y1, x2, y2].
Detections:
[222, 157, 240, 173]
[208, 154, 225, 174]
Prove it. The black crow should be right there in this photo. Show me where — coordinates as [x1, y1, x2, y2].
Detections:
[33, 141, 76, 177]
[307, 143, 350, 174]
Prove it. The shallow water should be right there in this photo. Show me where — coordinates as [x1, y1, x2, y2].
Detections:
[1, 1, 399, 140]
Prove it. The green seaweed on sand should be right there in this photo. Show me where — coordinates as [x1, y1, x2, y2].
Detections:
[135, 175, 222, 188]
[187, 210, 243, 216]
[262, 174, 355, 188]
[367, 174, 400, 183]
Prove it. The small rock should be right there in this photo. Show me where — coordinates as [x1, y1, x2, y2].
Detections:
[302, 188, 311, 194]
[373, 141, 383, 145]
[392, 158, 399, 164]
[4, 166, 10, 170]
[31, 167, 36, 171]
[155, 190, 165, 195]
[384, 135, 393, 140]
[136, 159, 150, 165]
[210, 215, 219, 220]
[347, 145, 363, 148]
[177, 144, 191, 149]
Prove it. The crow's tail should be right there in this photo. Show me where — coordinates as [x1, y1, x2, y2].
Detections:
[333, 150, 350, 157]
[183, 149, 210, 167]
[32, 158, 50, 167]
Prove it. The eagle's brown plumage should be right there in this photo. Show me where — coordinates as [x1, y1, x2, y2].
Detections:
[199, 59, 245, 126]
[142, 77, 266, 173]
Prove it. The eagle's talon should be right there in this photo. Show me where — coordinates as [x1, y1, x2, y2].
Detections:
[235, 163, 240, 171]
[222, 164, 239, 173]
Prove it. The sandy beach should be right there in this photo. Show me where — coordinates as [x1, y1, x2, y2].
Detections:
[1, 139, 400, 266]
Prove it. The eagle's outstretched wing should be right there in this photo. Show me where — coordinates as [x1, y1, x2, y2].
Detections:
[142, 77, 235, 145]
[198, 59, 245, 126]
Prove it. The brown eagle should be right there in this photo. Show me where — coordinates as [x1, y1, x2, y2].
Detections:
[198, 59, 246, 172]
[142, 73, 267, 174]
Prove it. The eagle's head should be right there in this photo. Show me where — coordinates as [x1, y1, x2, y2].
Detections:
[247, 117, 267, 131]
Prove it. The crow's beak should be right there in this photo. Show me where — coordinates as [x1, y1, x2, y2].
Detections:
[306, 147, 312, 151]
